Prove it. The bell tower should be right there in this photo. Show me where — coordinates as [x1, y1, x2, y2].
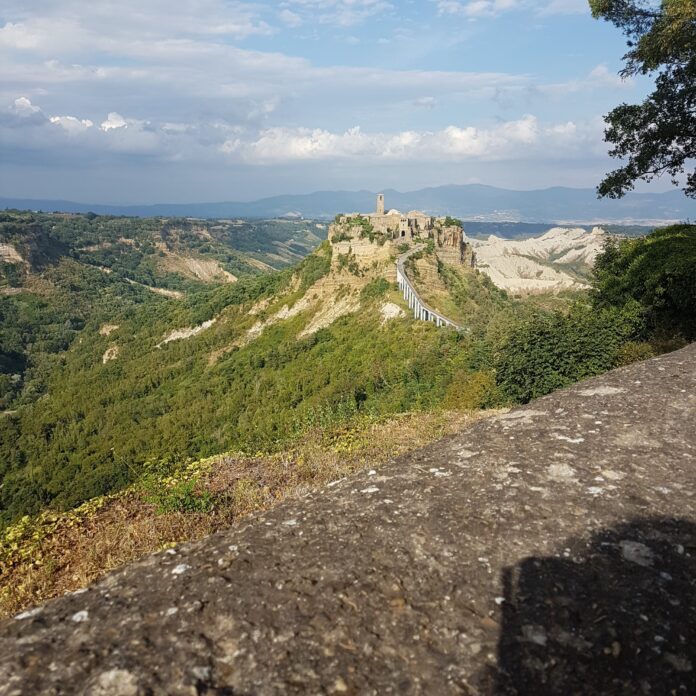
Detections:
[376, 193, 385, 215]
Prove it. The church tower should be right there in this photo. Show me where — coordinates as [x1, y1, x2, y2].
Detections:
[376, 193, 385, 215]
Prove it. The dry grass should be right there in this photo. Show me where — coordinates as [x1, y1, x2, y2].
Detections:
[0, 409, 498, 619]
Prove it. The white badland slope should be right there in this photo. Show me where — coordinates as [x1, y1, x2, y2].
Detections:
[471, 227, 607, 294]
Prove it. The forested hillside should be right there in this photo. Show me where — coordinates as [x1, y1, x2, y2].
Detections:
[0, 211, 325, 287]
[1, 214, 693, 529]
[0, 212, 324, 409]
[0, 231, 511, 522]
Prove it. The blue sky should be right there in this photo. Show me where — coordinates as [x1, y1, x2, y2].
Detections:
[0, 0, 665, 203]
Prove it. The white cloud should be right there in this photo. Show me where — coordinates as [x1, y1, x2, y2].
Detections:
[1, 98, 202, 160]
[536, 0, 588, 16]
[220, 114, 597, 164]
[587, 64, 630, 88]
[285, 0, 392, 26]
[246, 97, 281, 120]
[101, 112, 127, 131]
[547, 121, 576, 136]
[0, 0, 543, 142]
[413, 96, 437, 109]
[2, 96, 47, 128]
[434, 0, 519, 18]
[434, 0, 588, 18]
[0, 22, 41, 49]
[436, 1, 466, 14]
[278, 9, 303, 27]
[50, 115, 93, 133]
[542, 64, 632, 96]
[11, 96, 40, 115]
[0, 24, 531, 124]
[3, 96, 602, 167]
[466, 1, 495, 17]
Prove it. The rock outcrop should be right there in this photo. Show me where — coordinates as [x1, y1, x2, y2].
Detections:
[471, 227, 606, 294]
[1, 345, 695, 695]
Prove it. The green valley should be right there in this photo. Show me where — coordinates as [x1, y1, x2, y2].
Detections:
[1, 209, 693, 532]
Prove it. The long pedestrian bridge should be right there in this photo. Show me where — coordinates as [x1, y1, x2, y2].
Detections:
[396, 245, 463, 330]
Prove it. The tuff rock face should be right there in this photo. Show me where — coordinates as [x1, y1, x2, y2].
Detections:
[1, 344, 695, 695]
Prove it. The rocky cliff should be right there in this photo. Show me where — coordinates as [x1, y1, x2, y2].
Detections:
[1, 345, 694, 695]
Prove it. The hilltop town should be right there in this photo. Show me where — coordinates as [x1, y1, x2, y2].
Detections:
[328, 194, 605, 297]
[330, 194, 474, 268]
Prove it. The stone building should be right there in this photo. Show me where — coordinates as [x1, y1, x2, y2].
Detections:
[331, 194, 474, 267]
[337, 194, 436, 241]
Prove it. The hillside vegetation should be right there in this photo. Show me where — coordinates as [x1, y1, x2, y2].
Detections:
[0, 228, 511, 522]
[0, 408, 491, 618]
[0, 212, 324, 409]
[0, 215, 693, 617]
[494, 224, 695, 402]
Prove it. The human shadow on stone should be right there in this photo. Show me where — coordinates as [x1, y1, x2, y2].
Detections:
[491, 517, 696, 695]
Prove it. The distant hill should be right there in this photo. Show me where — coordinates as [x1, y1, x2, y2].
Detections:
[0, 212, 515, 524]
[2, 185, 695, 224]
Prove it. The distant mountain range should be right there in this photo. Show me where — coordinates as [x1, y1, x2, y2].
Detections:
[2, 185, 695, 224]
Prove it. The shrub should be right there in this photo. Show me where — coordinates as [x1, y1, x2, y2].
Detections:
[142, 478, 213, 514]
[592, 224, 696, 340]
[360, 277, 391, 300]
[229, 478, 269, 515]
[442, 370, 501, 410]
[356, 219, 375, 240]
[139, 458, 213, 514]
[336, 253, 360, 276]
[495, 302, 645, 403]
[614, 341, 655, 367]
[299, 242, 331, 290]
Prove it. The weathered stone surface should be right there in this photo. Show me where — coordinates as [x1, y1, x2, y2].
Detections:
[1, 345, 695, 695]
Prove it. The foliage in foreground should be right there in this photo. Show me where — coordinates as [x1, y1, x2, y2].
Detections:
[0, 409, 490, 619]
[493, 224, 695, 403]
[592, 224, 696, 340]
[495, 302, 645, 403]
[590, 0, 695, 197]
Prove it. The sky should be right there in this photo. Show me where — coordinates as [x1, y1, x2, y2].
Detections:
[0, 0, 666, 203]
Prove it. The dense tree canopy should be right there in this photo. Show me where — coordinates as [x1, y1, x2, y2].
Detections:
[590, 0, 696, 197]
[592, 223, 696, 338]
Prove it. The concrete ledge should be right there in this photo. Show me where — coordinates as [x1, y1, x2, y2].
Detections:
[1, 345, 695, 695]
